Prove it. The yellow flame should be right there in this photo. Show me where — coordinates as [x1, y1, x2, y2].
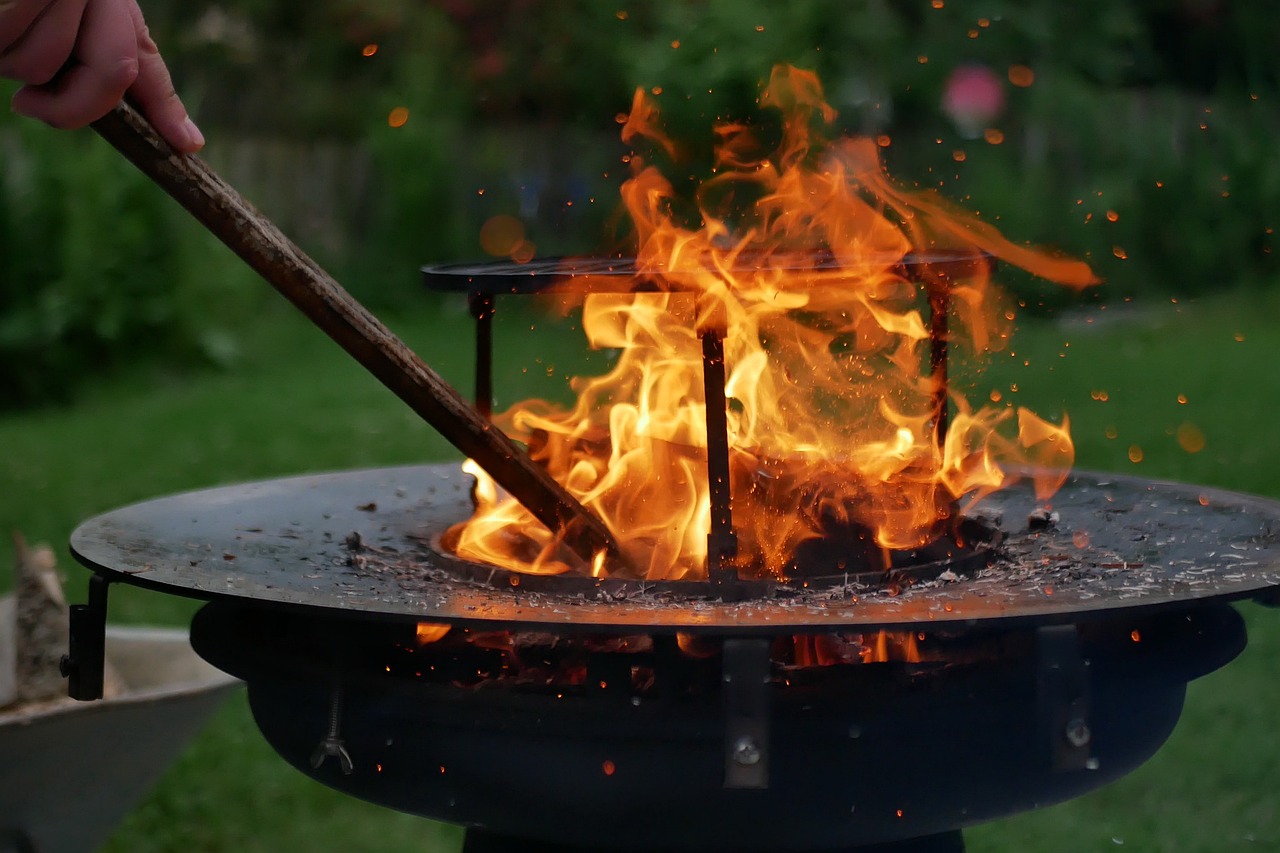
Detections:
[451, 65, 1088, 581]
[463, 458, 498, 506]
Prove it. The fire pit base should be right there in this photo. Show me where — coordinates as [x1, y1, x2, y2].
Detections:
[191, 601, 1244, 853]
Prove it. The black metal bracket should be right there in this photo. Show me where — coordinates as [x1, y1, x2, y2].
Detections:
[468, 291, 497, 513]
[1036, 623, 1093, 772]
[468, 292, 496, 421]
[701, 328, 742, 599]
[926, 274, 951, 444]
[722, 637, 772, 789]
[61, 573, 111, 701]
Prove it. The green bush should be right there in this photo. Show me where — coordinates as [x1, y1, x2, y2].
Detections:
[544, 0, 1279, 305]
[941, 81, 1279, 307]
[0, 98, 261, 409]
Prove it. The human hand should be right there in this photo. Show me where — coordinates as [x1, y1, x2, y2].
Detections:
[1, 0, 203, 152]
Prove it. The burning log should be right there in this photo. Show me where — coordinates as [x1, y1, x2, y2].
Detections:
[88, 101, 618, 568]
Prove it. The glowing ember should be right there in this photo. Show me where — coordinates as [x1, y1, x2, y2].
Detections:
[791, 631, 921, 666]
[450, 65, 1095, 581]
[416, 622, 451, 645]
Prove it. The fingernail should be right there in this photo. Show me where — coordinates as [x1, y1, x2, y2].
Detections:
[184, 117, 205, 151]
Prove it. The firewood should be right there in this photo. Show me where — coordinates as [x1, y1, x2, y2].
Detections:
[8, 533, 125, 706]
[12, 533, 68, 704]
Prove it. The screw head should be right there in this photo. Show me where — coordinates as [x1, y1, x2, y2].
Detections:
[1065, 718, 1091, 748]
[732, 736, 762, 766]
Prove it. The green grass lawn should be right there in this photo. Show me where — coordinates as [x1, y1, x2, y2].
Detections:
[4, 286, 1280, 851]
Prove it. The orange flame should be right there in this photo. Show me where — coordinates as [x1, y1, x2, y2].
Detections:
[416, 622, 451, 645]
[791, 631, 921, 666]
[452, 65, 1092, 581]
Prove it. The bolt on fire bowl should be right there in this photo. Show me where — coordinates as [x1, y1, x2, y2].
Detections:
[67, 73, 1280, 853]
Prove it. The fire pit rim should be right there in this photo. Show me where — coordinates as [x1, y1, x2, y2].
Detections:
[68, 463, 1280, 636]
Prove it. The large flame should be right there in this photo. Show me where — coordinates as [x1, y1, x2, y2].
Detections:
[451, 65, 1093, 581]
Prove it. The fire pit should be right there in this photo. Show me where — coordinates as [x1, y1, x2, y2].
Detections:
[67, 463, 1280, 852]
[66, 65, 1280, 853]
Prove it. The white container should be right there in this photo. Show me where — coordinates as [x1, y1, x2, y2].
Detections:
[0, 603, 239, 853]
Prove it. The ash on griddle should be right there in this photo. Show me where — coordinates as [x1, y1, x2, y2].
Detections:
[338, 509, 1070, 608]
[345, 530, 457, 587]
[336, 473, 1280, 619]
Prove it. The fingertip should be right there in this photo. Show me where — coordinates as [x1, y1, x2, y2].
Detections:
[139, 102, 205, 153]
[180, 116, 205, 153]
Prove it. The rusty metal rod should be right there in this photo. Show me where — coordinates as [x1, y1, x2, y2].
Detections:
[927, 278, 950, 444]
[468, 293, 496, 419]
[90, 101, 618, 564]
[700, 328, 740, 594]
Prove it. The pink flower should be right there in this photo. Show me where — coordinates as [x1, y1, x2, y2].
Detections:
[941, 65, 1006, 138]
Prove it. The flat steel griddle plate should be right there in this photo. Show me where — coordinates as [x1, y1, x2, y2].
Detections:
[419, 251, 991, 295]
[71, 464, 1280, 634]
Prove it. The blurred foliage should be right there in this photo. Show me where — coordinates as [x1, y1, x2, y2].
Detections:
[139, 0, 1279, 291]
[0, 106, 260, 409]
[607, 1, 1279, 304]
[1, 0, 1278, 407]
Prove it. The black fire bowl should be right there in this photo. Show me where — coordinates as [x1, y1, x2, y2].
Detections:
[191, 601, 1242, 853]
[69, 464, 1280, 852]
